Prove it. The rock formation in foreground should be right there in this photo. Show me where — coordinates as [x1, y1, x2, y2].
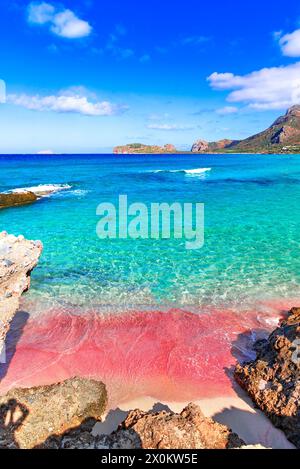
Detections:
[100, 403, 245, 449]
[0, 184, 71, 210]
[0, 191, 37, 209]
[41, 403, 245, 449]
[0, 232, 42, 359]
[113, 143, 177, 154]
[191, 105, 300, 154]
[0, 377, 108, 449]
[235, 307, 300, 448]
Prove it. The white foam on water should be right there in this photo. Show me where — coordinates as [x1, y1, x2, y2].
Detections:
[10, 184, 72, 197]
[184, 168, 211, 174]
[61, 189, 90, 197]
[152, 167, 211, 175]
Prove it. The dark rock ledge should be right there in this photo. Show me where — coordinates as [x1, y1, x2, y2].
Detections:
[0, 191, 37, 209]
[235, 307, 300, 448]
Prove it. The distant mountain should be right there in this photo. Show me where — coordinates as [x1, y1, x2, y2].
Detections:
[191, 106, 300, 153]
[114, 143, 177, 154]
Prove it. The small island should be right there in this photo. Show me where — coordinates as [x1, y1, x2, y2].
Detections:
[113, 143, 177, 154]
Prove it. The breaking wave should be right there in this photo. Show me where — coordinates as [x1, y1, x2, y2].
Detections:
[10, 184, 72, 197]
[152, 167, 211, 175]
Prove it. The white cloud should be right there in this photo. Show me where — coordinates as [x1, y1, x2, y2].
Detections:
[208, 62, 300, 110]
[216, 106, 238, 115]
[51, 10, 92, 38]
[28, 2, 55, 24]
[7, 89, 127, 116]
[147, 123, 193, 131]
[279, 29, 300, 57]
[27, 2, 92, 39]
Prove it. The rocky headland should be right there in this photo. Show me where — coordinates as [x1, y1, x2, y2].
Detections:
[191, 105, 300, 154]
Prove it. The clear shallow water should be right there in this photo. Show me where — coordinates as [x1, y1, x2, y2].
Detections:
[1, 153, 300, 313]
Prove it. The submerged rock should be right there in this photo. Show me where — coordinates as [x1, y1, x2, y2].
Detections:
[0, 232, 42, 359]
[0, 377, 108, 449]
[235, 307, 300, 448]
[0, 191, 37, 209]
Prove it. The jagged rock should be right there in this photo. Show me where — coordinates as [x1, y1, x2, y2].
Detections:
[191, 139, 209, 153]
[235, 307, 300, 448]
[271, 125, 297, 144]
[0, 377, 108, 449]
[101, 403, 244, 449]
[0, 191, 37, 209]
[0, 232, 42, 358]
[191, 139, 238, 153]
[272, 105, 300, 126]
[38, 403, 245, 449]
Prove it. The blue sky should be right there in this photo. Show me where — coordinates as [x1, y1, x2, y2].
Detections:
[1, 0, 300, 153]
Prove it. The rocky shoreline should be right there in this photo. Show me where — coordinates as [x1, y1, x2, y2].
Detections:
[0, 232, 299, 449]
[235, 308, 300, 448]
[0, 232, 42, 360]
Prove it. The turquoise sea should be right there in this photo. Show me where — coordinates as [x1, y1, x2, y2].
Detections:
[1, 153, 300, 315]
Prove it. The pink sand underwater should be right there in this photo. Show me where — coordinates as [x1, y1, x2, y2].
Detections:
[0, 302, 292, 406]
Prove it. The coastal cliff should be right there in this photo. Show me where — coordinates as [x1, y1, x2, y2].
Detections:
[191, 105, 300, 154]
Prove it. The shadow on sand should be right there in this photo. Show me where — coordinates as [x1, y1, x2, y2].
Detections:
[0, 311, 29, 381]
